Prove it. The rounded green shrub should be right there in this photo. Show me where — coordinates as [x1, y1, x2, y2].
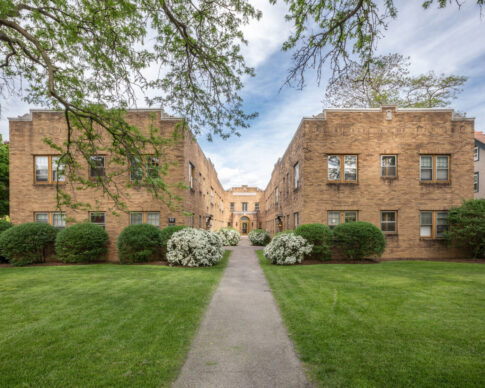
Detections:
[160, 225, 187, 257]
[332, 221, 386, 260]
[0, 219, 13, 234]
[248, 229, 271, 246]
[117, 224, 161, 264]
[0, 220, 13, 263]
[0, 222, 58, 266]
[55, 223, 109, 263]
[294, 223, 332, 260]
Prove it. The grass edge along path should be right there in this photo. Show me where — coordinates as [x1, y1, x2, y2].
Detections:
[0, 250, 231, 388]
[257, 250, 485, 387]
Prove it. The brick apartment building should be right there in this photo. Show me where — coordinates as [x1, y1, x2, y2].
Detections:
[9, 110, 228, 261]
[474, 131, 485, 198]
[263, 107, 474, 259]
[9, 106, 474, 260]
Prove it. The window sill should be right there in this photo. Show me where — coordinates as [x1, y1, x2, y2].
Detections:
[381, 176, 398, 180]
[420, 237, 446, 241]
[419, 181, 451, 186]
[34, 182, 67, 186]
[327, 181, 358, 185]
[383, 232, 398, 236]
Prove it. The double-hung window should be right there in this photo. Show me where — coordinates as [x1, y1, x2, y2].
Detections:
[189, 162, 195, 189]
[242, 202, 248, 211]
[230, 202, 235, 211]
[90, 212, 106, 229]
[420, 155, 450, 182]
[255, 202, 259, 211]
[474, 147, 479, 161]
[420, 211, 448, 238]
[381, 211, 397, 233]
[275, 187, 279, 204]
[328, 211, 357, 229]
[328, 155, 357, 182]
[130, 156, 159, 181]
[381, 155, 397, 178]
[90, 156, 105, 178]
[130, 211, 160, 227]
[294, 162, 300, 189]
[35, 212, 66, 229]
[294, 212, 299, 228]
[34, 156, 65, 183]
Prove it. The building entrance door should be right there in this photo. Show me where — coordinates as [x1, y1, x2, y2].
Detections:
[240, 216, 250, 235]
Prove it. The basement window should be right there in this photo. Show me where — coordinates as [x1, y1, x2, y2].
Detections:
[420, 211, 448, 238]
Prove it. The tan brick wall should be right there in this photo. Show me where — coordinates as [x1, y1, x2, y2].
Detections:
[263, 122, 305, 234]
[262, 107, 475, 259]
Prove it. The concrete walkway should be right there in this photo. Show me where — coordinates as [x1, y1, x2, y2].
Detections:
[173, 238, 310, 388]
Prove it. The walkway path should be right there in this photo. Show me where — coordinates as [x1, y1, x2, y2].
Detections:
[173, 238, 310, 388]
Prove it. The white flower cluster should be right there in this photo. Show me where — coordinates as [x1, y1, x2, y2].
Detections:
[167, 228, 224, 267]
[215, 227, 241, 246]
[263, 233, 313, 265]
[248, 229, 270, 246]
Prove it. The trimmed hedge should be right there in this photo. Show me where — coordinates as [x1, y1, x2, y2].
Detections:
[248, 229, 271, 246]
[117, 224, 161, 264]
[294, 223, 332, 260]
[0, 220, 13, 263]
[0, 222, 58, 266]
[333, 221, 386, 260]
[55, 223, 109, 263]
[160, 225, 187, 257]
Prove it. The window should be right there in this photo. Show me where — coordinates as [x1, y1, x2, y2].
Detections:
[35, 212, 66, 229]
[381, 155, 397, 177]
[328, 211, 358, 229]
[210, 187, 214, 200]
[90, 212, 106, 229]
[255, 202, 259, 211]
[328, 155, 357, 182]
[90, 156, 105, 178]
[275, 187, 279, 204]
[242, 202, 248, 212]
[130, 212, 143, 225]
[230, 202, 235, 211]
[286, 172, 290, 194]
[130, 156, 159, 181]
[475, 172, 479, 193]
[294, 162, 300, 189]
[475, 147, 479, 161]
[420, 155, 450, 182]
[34, 156, 65, 183]
[189, 162, 195, 189]
[381, 211, 397, 233]
[294, 212, 299, 228]
[420, 211, 449, 238]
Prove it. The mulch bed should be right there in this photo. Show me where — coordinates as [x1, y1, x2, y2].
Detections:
[0, 260, 169, 268]
[299, 257, 485, 265]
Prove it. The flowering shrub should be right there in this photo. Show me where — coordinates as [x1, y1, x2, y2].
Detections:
[263, 233, 313, 265]
[216, 227, 240, 246]
[167, 228, 224, 267]
[248, 229, 271, 246]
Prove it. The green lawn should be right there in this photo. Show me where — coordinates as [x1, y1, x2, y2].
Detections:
[258, 251, 485, 387]
[0, 251, 230, 388]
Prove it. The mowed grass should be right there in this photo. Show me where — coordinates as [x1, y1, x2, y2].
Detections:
[0, 251, 231, 388]
[257, 251, 485, 387]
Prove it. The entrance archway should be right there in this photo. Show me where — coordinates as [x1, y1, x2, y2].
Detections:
[240, 216, 250, 235]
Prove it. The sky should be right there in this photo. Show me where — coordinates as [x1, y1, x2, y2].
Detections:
[1, 1, 484, 190]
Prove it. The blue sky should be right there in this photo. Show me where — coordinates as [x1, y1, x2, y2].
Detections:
[1, 1, 484, 190]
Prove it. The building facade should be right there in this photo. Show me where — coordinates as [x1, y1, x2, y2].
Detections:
[9, 110, 227, 261]
[474, 132, 485, 199]
[9, 106, 475, 261]
[225, 186, 264, 235]
[263, 107, 474, 259]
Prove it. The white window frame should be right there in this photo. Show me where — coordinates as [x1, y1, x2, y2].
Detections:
[381, 155, 397, 178]
[474, 146, 479, 162]
[90, 211, 106, 229]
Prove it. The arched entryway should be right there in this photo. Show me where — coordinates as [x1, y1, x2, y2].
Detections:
[240, 216, 250, 235]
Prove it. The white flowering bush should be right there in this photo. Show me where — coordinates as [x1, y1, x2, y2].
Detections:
[216, 227, 240, 246]
[167, 228, 224, 267]
[263, 233, 313, 265]
[248, 229, 271, 246]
